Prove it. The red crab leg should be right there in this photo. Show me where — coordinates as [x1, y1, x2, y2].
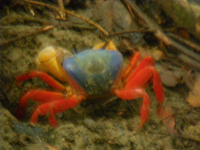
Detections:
[16, 70, 66, 91]
[125, 56, 155, 84]
[16, 90, 65, 119]
[30, 95, 85, 127]
[126, 66, 164, 103]
[115, 88, 150, 130]
[122, 52, 141, 79]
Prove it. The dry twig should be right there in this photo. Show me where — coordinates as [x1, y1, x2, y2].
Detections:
[178, 54, 200, 70]
[109, 0, 114, 34]
[57, 0, 66, 20]
[23, 0, 109, 36]
[0, 25, 54, 46]
[110, 27, 150, 36]
[124, 0, 170, 44]
[167, 33, 200, 52]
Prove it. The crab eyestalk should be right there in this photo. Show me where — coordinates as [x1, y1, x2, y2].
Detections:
[55, 47, 73, 64]
[35, 46, 72, 82]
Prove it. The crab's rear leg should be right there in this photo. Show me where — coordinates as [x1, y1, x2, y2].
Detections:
[30, 95, 85, 127]
[16, 89, 85, 126]
[16, 90, 66, 119]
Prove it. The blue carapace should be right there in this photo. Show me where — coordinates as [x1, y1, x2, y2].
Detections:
[63, 49, 123, 96]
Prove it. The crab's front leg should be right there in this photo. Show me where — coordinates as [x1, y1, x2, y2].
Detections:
[122, 52, 164, 103]
[115, 88, 150, 130]
[16, 71, 66, 91]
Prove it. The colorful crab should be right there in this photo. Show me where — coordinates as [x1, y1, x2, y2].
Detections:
[16, 41, 164, 130]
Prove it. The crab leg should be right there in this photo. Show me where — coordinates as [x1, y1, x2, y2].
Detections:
[125, 56, 155, 84]
[30, 95, 85, 127]
[16, 70, 66, 91]
[16, 90, 65, 119]
[126, 67, 164, 103]
[115, 88, 150, 130]
[122, 52, 141, 79]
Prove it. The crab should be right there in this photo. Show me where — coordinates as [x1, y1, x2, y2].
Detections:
[16, 41, 164, 130]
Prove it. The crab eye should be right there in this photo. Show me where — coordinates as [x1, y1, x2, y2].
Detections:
[55, 47, 73, 64]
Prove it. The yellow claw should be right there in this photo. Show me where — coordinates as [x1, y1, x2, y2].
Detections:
[35, 46, 68, 82]
[93, 41, 117, 51]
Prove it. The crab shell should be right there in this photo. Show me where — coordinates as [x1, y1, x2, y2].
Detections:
[62, 49, 123, 96]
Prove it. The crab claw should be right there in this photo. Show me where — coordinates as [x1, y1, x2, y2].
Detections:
[35, 46, 72, 82]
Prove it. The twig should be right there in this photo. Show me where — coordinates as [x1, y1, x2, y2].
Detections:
[178, 54, 200, 71]
[123, 0, 170, 44]
[57, 0, 66, 20]
[127, 4, 136, 20]
[167, 33, 200, 52]
[123, 0, 200, 64]
[109, 0, 114, 34]
[23, 0, 109, 36]
[127, 3, 146, 27]
[71, 25, 96, 30]
[169, 38, 200, 63]
[0, 25, 54, 47]
[110, 27, 150, 36]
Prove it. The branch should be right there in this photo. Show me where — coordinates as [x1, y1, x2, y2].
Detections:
[23, 0, 109, 36]
[0, 25, 54, 47]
